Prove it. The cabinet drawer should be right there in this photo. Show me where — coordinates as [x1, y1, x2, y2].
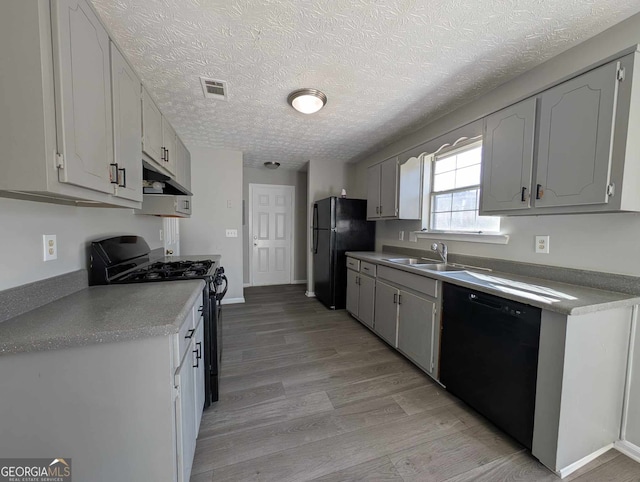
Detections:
[360, 262, 377, 277]
[346, 257, 360, 271]
[175, 307, 196, 366]
[378, 265, 437, 298]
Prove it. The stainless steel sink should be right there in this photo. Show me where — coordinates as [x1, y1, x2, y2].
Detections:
[384, 258, 428, 266]
[417, 263, 466, 272]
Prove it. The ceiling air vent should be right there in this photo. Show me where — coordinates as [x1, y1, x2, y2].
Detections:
[200, 77, 228, 100]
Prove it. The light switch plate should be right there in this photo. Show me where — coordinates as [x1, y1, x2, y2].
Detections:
[535, 235, 550, 254]
[398, 231, 404, 241]
[43, 234, 57, 261]
[226, 229, 238, 238]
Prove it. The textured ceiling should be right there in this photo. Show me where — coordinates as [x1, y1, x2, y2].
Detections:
[91, 0, 640, 170]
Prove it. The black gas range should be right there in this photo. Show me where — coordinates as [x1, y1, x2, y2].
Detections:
[89, 235, 226, 407]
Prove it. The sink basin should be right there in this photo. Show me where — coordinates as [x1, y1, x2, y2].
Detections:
[417, 263, 466, 272]
[384, 258, 428, 265]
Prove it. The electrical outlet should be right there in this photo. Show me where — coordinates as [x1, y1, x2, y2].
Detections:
[43, 234, 57, 261]
[398, 231, 404, 241]
[535, 235, 550, 254]
[225, 229, 238, 238]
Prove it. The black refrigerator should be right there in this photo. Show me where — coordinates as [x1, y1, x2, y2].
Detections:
[312, 197, 375, 309]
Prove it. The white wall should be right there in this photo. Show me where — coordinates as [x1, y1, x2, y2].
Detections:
[180, 148, 244, 302]
[242, 166, 308, 284]
[0, 198, 162, 290]
[306, 159, 355, 295]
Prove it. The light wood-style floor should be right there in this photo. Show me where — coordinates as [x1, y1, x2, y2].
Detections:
[190, 285, 640, 481]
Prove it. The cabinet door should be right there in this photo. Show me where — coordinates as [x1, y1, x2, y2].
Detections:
[110, 43, 142, 202]
[194, 317, 205, 432]
[535, 61, 620, 208]
[358, 274, 376, 329]
[52, 0, 113, 194]
[346, 269, 360, 317]
[374, 281, 399, 347]
[162, 118, 177, 176]
[481, 97, 536, 212]
[380, 157, 399, 217]
[175, 344, 196, 482]
[397, 291, 436, 373]
[366, 165, 381, 219]
[142, 88, 164, 166]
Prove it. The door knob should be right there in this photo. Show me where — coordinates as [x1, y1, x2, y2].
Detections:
[166, 249, 174, 255]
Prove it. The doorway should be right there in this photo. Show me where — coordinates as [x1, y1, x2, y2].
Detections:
[249, 184, 295, 286]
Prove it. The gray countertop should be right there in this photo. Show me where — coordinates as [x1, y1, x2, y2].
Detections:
[0, 280, 205, 356]
[346, 251, 640, 315]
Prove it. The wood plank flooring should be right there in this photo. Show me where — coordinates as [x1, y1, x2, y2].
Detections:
[191, 284, 640, 481]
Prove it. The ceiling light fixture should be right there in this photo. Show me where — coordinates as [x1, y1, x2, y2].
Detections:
[287, 88, 327, 114]
[264, 161, 280, 169]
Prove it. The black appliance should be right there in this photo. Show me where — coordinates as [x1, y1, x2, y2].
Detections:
[312, 197, 374, 309]
[89, 235, 226, 407]
[440, 283, 541, 449]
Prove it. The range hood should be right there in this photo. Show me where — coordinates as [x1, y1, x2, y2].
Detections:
[142, 160, 192, 196]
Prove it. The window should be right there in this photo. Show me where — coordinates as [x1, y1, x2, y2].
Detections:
[428, 142, 500, 233]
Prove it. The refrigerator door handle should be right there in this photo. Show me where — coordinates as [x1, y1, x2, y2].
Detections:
[312, 204, 319, 254]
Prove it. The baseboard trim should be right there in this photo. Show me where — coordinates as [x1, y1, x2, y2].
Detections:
[615, 440, 640, 464]
[293, 279, 307, 285]
[305, 291, 315, 298]
[221, 297, 245, 305]
[557, 443, 614, 478]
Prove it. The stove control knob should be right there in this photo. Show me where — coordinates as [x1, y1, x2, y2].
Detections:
[166, 249, 174, 255]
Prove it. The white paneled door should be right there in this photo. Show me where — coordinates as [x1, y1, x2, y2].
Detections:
[250, 184, 294, 286]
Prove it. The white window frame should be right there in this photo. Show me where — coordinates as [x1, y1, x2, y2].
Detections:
[415, 139, 509, 245]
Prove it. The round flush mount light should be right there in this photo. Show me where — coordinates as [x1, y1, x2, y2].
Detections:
[287, 88, 327, 114]
[264, 161, 280, 169]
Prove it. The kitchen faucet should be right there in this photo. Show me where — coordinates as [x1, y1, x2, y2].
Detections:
[431, 242, 448, 264]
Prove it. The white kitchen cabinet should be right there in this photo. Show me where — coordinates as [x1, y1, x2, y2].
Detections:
[142, 87, 166, 170]
[373, 281, 399, 346]
[535, 61, 619, 208]
[52, 0, 113, 195]
[0, 291, 205, 482]
[111, 42, 143, 202]
[480, 49, 640, 215]
[175, 336, 196, 482]
[162, 117, 178, 177]
[0, 1, 141, 207]
[397, 291, 436, 374]
[367, 157, 398, 219]
[194, 314, 205, 431]
[367, 155, 424, 220]
[480, 97, 536, 213]
[346, 260, 376, 329]
[176, 138, 192, 193]
[136, 195, 192, 218]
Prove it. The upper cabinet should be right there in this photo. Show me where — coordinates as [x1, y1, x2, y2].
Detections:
[0, 1, 194, 208]
[0, 1, 142, 207]
[111, 42, 143, 203]
[481, 51, 640, 216]
[535, 61, 619, 209]
[480, 98, 536, 212]
[142, 88, 166, 171]
[53, 0, 113, 195]
[366, 155, 423, 220]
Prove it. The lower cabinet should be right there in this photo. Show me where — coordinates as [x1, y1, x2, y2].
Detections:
[0, 292, 205, 481]
[348, 258, 441, 379]
[374, 281, 399, 346]
[397, 291, 436, 373]
[346, 268, 375, 329]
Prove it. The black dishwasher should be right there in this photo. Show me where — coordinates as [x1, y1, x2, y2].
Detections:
[440, 283, 541, 449]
